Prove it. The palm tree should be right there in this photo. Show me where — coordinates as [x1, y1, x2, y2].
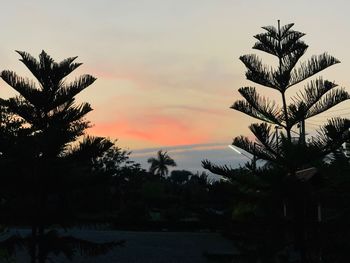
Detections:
[0, 51, 119, 262]
[147, 150, 176, 177]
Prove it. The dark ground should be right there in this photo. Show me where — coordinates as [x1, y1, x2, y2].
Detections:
[1, 229, 237, 262]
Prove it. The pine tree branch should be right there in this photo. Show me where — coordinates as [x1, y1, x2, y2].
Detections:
[274, 49, 308, 92]
[253, 33, 280, 56]
[232, 100, 279, 125]
[16, 50, 83, 89]
[1, 71, 42, 107]
[231, 87, 284, 126]
[288, 53, 340, 88]
[55, 56, 82, 81]
[249, 123, 279, 157]
[15, 50, 42, 84]
[240, 55, 277, 90]
[261, 25, 280, 41]
[287, 78, 341, 125]
[6, 97, 38, 125]
[232, 135, 277, 163]
[306, 88, 350, 118]
[253, 30, 306, 58]
[279, 23, 295, 39]
[65, 136, 114, 162]
[53, 75, 96, 109]
[63, 103, 92, 123]
[202, 159, 239, 178]
[311, 118, 350, 156]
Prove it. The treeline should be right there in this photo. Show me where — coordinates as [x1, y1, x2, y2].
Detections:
[0, 51, 237, 262]
[1, 19, 350, 263]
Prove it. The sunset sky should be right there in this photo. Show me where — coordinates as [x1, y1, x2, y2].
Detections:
[1, 0, 350, 171]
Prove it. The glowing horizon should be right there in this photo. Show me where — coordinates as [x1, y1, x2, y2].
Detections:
[1, 0, 350, 158]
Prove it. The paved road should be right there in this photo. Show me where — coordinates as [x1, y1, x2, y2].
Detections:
[2, 229, 237, 263]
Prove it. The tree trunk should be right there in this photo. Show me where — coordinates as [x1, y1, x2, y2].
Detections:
[38, 224, 45, 263]
[293, 181, 309, 263]
[30, 225, 37, 263]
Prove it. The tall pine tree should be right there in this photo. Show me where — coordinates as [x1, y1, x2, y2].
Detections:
[204, 21, 350, 262]
[231, 21, 350, 170]
[0, 51, 120, 263]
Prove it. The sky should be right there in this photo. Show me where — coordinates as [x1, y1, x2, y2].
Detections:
[1, 0, 350, 172]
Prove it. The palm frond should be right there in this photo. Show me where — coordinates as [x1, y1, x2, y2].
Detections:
[147, 157, 158, 164]
[164, 159, 176, 166]
[147, 150, 176, 176]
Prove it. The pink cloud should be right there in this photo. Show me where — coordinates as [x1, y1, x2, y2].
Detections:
[88, 114, 210, 146]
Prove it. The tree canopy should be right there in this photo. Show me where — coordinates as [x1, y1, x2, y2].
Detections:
[147, 150, 177, 177]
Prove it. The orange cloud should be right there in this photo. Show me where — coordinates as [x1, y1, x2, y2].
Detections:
[88, 114, 210, 147]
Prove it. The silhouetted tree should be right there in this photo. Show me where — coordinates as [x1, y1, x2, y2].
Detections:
[230, 21, 350, 169]
[0, 51, 120, 262]
[89, 143, 146, 214]
[204, 21, 350, 262]
[169, 170, 192, 184]
[147, 150, 176, 177]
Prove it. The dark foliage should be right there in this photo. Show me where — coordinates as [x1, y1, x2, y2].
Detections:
[203, 21, 350, 262]
[0, 51, 122, 262]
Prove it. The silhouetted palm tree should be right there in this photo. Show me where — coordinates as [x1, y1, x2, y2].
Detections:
[147, 150, 176, 177]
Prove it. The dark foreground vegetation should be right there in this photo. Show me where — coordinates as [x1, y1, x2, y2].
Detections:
[204, 21, 350, 262]
[0, 21, 349, 263]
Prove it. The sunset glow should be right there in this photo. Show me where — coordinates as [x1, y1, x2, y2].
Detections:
[1, 0, 350, 170]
